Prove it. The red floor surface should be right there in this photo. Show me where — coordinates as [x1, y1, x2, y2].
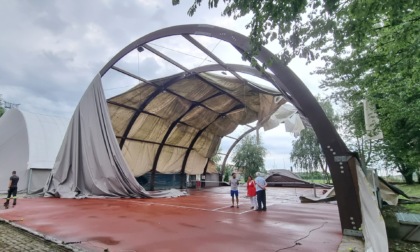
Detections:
[1, 187, 342, 252]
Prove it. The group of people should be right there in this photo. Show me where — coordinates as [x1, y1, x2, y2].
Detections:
[229, 172, 267, 211]
[6, 170, 268, 211]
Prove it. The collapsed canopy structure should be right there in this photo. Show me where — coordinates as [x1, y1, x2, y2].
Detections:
[108, 72, 306, 186]
[45, 25, 310, 197]
[0, 108, 68, 193]
[265, 169, 331, 188]
[44, 25, 389, 248]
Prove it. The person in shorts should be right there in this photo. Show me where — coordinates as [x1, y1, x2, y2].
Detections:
[229, 173, 239, 208]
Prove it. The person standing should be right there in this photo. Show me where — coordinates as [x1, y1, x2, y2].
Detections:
[255, 172, 267, 211]
[229, 173, 240, 208]
[4, 171, 19, 208]
[246, 175, 257, 209]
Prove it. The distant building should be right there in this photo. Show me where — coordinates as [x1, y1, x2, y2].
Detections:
[0, 109, 69, 194]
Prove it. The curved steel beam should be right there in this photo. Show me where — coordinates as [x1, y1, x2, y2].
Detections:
[220, 127, 257, 179]
[179, 104, 245, 188]
[201, 159, 210, 188]
[112, 63, 282, 150]
[100, 24, 362, 232]
[118, 75, 185, 148]
[149, 92, 227, 190]
[112, 62, 283, 190]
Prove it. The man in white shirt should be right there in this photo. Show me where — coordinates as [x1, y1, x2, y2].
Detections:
[255, 172, 267, 211]
[229, 173, 240, 208]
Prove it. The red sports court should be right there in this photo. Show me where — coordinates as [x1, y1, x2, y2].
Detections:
[1, 187, 342, 252]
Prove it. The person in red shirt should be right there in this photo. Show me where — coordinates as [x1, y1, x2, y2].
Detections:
[246, 175, 257, 210]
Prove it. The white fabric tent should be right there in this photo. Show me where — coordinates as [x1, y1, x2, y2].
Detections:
[0, 108, 68, 194]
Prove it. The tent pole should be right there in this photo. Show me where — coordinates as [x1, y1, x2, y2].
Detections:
[27, 168, 32, 194]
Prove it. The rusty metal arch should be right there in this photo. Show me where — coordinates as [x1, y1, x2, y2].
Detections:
[99, 24, 362, 233]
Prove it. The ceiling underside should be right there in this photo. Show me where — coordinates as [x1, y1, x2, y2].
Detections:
[107, 72, 287, 176]
[103, 29, 307, 178]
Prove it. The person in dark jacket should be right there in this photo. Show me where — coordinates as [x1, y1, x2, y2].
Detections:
[4, 171, 19, 208]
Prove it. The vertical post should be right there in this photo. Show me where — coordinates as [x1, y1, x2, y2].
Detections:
[27, 168, 33, 194]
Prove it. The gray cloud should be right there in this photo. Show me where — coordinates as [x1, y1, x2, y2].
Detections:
[0, 0, 322, 169]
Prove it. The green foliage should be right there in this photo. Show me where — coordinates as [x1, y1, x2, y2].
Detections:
[290, 99, 338, 183]
[317, 6, 420, 183]
[340, 103, 385, 170]
[174, 1, 418, 65]
[397, 184, 420, 198]
[397, 184, 420, 213]
[223, 164, 233, 182]
[232, 134, 266, 180]
[297, 171, 327, 180]
[211, 149, 222, 164]
[175, 0, 420, 181]
[211, 148, 238, 182]
[174, 0, 326, 64]
[0, 107, 4, 117]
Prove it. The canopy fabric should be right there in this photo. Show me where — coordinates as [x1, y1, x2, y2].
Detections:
[44, 71, 304, 198]
[0, 108, 68, 194]
[108, 72, 286, 177]
[262, 103, 305, 135]
[44, 74, 150, 198]
[363, 99, 383, 140]
[356, 162, 388, 252]
[23, 111, 69, 169]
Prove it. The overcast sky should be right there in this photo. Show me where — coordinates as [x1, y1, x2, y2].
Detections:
[0, 0, 326, 171]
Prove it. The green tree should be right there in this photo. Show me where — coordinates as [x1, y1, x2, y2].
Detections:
[0, 107, 4, 117]
[174, 1, 418, 64]
[340, 102, 385, 171]
[223, 164, 234, 182]
[175, 0, 420, 183]
[290, 99, 338, 183]
[290, 129, 328, 181]
[232, 134, 266, 180]
[317, 7, 420, 183]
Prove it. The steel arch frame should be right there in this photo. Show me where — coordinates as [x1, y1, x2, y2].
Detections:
[111, 63, 281, 190]
[99, 24, 362, 233]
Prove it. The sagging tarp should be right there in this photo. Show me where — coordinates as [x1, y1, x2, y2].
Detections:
[266, 169, 331, 189]
[44, 74, 150, 198]
[44, 71, 303, 198]
[108, 72, 288, 177]
[356, 162, 388, 252]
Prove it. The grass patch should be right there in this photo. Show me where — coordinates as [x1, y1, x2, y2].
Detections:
[396, 184, 420, 197]
[383, 184, 420, 250]
[302, 179, 331, 184]
[402, 204, 420, 213]
[394, 184, 420, 214]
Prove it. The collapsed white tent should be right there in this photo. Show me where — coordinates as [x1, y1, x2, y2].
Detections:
[42, 25, 389, 249]
[43, 23, 311, 197]
[0, 108, 68, 194]
[44, 69, 305, 197]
